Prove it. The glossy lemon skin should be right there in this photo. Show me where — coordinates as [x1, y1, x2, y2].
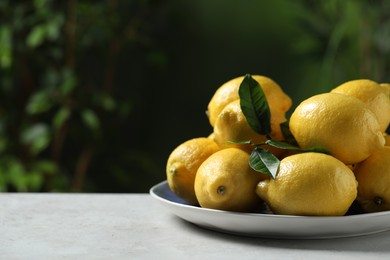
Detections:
[354, 146, 390, 213]
[331, 79, 390, 132]
[195, 148, 267, 212]
[256, 152, 358, 216]
[166, 137, 220, 205]
[289, 93, 385, 165]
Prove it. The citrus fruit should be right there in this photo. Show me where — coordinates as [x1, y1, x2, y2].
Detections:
[212, 100, 286, 156]
[354, 146, 390, 212]
[207, 132, 216, 142]
[194, 148, 267, 212]
[380, 83, 390, 97]
[289, 92, 385, 165]
[166, 137, 220, 205]
[331, 79, 390, 132]
[256, 152, 358, 216]
[207, 75, 292, 127]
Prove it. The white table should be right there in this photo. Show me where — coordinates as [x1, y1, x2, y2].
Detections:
[1, 193, 390, 259]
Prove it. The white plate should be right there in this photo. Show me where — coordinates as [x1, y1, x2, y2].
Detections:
[150, 181, 390, 239]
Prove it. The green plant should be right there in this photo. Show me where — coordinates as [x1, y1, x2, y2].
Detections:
[0, 0, 166, 192]
[294, 0, 390, 91]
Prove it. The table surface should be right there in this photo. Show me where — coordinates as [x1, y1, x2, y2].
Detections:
[1, 193, 390, 259]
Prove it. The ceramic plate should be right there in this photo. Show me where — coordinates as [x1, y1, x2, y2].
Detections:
[150, 181, 390, 239]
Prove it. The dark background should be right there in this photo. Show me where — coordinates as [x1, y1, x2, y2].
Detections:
[0, 0, 389, 192]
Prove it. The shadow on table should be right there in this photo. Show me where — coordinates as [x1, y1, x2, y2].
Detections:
[173, 216, 390, 253]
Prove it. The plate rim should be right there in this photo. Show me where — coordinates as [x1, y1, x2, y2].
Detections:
[150, 180, 390, 220]
[150, 180, 390, 239]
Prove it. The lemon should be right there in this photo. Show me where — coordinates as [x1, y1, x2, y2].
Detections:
[194, 148, 267, 212]
[256, 152, 358, 216]
[207, 75, 292, 127]
[331, 79, 390, 132]
[212, 100, 286, 156]
[207, 77, 244, 127]
[207, 132, 216, 142]
[289, 93, 385, 165]
[354, 146, 390, 212]
[380, 83, 390, 97]
[166, 137, 220, 205]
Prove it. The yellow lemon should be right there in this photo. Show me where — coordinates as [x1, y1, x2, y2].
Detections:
[212, 100, 286, 156]
[166, 137, 220, 205]
[207, 75, 292, 127]
[380, 83, 390, 97]
[207, 77, 244, 127]
[207, 132, 216, 142]
[331, 79, 390, 132]
[354, 146, 390, 212]
[256, 152, 358, 216]
[194, 148, 267, 212]
[289, 93, 385, 165]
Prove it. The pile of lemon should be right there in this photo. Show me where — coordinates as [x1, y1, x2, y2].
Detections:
[166, 75, 390, 216]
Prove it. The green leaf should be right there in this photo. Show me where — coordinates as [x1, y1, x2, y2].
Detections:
[7, 160, 27, 192]
[280, 121, 298, 146]
[303, 147, 330, 154]
[32, 160, 58, 174]
[31, 135, 50, 155]
[26, 91, 52, 114]
[249, 148, 280, 179]
[0, 26, 12, 68]
[53, 107, 71, 129]
[265, 139, 300, 150]
[265, 139, 329, 154]
[59, 73, 77, 96]
[239, 74, 271, 135]
[26, 25, 46, 48]
[46, 16, 64, 40]
[20, 123, 50, 155]
[82, 109, 100, 130]
[21, 123, 48, 143]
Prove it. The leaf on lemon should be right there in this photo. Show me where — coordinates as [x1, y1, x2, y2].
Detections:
[249, 148, 280, 179]
[239, 74, 271, 135]
[279, 121, 299, 146]
[265, 139, 329, 154]
[303, 147, 330, 154]
[265, 139, 300, 150]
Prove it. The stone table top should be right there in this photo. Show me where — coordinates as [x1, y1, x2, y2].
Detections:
[1, 193, 390, 259]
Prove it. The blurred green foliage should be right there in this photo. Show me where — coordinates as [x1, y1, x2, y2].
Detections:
[0, 0, 388, 192]
[0, 0, 166, 192]
[292, 0, 390, 95]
